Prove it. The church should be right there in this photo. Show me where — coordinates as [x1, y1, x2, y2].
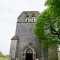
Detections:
[9, 11, 58, 60]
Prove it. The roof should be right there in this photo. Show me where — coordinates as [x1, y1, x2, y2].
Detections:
[11, 35, 19, 40]
[17, 11, 40, 19]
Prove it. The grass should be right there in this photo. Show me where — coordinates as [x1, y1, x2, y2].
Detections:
[0, 52, 60, 60]
[0, 57, 8, 60]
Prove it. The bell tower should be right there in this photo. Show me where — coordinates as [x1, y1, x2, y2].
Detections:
[9, 11, 42, 60]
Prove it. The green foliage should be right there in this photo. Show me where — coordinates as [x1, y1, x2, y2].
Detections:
[0, 51, 9, 57]
[34, 0, 60, 48]
[45, 0, 60, 7]
[45, 0, 60, 16]
[0, 51, 4, 57]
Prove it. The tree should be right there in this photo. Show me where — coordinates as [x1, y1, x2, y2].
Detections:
[34, 0, 60, 48]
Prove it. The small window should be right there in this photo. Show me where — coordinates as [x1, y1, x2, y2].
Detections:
[26, 16, 29, 22]
[32, 16, 35, 22]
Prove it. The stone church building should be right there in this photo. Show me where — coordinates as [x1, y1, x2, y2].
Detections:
[9, 11, 58, 60]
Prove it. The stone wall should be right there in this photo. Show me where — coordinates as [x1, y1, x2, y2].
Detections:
[48, 47, 58, 60]
[58, 51, 60, 60]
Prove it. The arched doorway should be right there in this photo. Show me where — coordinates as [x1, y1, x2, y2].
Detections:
[26, 48, 33, 60]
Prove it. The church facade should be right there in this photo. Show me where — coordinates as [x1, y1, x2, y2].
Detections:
[9, 11, 58, 60]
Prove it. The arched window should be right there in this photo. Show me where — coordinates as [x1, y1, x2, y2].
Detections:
[26, 48, 33, 54]
[26, 48, 33, 60]
[26, 15, 29, 22]
[32, 16, 35, 22]
[32, 13, 35, 22]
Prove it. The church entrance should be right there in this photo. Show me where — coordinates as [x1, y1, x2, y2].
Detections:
[26, 48, 33, 60]
[26, 53, 33, 60]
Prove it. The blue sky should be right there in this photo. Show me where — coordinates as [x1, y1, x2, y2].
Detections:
[0, 0, 46, 55]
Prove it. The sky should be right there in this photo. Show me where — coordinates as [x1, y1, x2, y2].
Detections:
[0, 0, 47, 55]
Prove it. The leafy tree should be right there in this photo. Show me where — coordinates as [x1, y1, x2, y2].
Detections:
[34, 0, 60, 48]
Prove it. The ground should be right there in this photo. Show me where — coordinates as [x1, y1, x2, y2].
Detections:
[0, 57, 8, 60]
[0, 52, 60, 60]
